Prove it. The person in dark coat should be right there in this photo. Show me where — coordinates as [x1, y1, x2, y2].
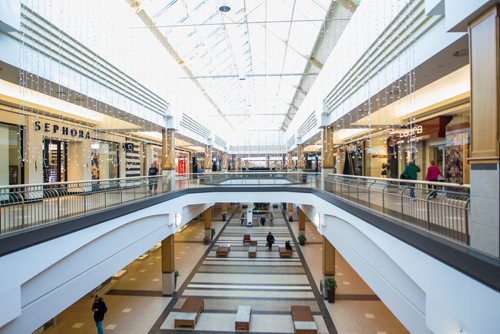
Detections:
[266, 232, 275, 251]
[285, 240, 293, 251]
[148, 162, 159, 193]
[92, 295, 107, 334]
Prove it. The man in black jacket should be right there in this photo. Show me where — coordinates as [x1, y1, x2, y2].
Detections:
[266, 232, 275, 251]
[92, 295, 107, 334]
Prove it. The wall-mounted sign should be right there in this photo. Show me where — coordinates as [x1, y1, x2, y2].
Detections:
[34, 121, 91, 139]
[391, 116, 452, 145]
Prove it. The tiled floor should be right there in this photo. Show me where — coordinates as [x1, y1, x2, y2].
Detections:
[45, 204, 408, 334]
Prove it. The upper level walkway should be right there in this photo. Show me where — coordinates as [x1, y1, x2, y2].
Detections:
[0, 172, 470, 247]
[0, 172, 498, 334]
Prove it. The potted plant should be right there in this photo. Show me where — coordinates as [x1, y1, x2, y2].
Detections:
[298, 234, 307, 246]
[324, 277, 337, 303]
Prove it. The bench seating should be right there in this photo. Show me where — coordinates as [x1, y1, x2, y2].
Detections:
[279, 246, 293, 258]
[235, 305, 251, 331]
[174, 298, 204, 328]
[291, 305, 317, 334]
[216, 244, 231, 257]
[243, 234, 258, 246]
[248, 247, 257, 258]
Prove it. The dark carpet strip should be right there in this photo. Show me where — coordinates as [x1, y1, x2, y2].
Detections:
[282, 209, 338, 334]
[107, 289, 163, 297]
[336, 294, 380, 301]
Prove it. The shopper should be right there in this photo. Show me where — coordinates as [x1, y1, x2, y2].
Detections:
[401, 160, 421, 199]
[266, 232, 275, 251]
[285, 240, 293, 251]
[148, 162, 159, 193]
[425, 160, 442, 198]
[260, 216, 266, 226]
[92, 295, 107, 334]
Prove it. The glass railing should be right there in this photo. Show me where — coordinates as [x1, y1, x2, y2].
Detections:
[0, 172, 470, 245]
[325, 174, 470, 245]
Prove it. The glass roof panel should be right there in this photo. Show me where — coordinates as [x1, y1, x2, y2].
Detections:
[139, 0, 333, 131]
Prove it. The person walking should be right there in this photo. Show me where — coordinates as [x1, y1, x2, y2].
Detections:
[401, 160, 421, 199]
[148, 162, 159, 193]
[92, 295, 107, 334]
[425, 160, 442, 198]
[266, 232, 275, 251]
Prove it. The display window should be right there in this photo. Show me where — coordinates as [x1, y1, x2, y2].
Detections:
[0, 122, 24, 186]
[91, 141, 120, 180]
[43, 139, 67, 183]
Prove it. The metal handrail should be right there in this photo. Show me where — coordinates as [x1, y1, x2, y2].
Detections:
[0, 172, 470, 246]
[325, 173, 470, 245]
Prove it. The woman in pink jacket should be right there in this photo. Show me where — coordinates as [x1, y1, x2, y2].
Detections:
[426, 160, 442, 198]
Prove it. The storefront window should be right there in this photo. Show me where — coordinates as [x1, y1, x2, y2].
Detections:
[91, 141, 120, 180]
[0, 123, 23, 185]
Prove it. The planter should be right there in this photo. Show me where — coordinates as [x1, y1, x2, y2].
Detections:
[327, 289, 335, 303]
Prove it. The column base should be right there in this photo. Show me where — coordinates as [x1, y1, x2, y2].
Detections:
[162, 271, 176, 296]
[161, 169, 176, 192]
[203, 229, 212, 244]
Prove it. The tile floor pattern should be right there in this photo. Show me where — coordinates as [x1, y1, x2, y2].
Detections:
[44, 204, 408, 334]
[156, 205, 333, 333]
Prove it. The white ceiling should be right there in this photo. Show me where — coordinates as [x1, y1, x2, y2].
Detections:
[139, 0, 332, 132]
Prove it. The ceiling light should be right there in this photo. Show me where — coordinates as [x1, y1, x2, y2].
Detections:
[219, 5, 231, 12]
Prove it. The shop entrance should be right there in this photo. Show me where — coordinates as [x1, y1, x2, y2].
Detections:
[433, 145, 445, 177]
[43, 139, 67, 183]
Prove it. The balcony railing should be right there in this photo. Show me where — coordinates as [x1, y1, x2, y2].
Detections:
[0, 172, 470, 246]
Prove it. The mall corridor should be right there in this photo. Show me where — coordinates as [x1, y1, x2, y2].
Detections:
[1, 1, 500, 333]
[43, 204, 406, 334]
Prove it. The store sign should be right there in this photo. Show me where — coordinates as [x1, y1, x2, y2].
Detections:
[395, 125, 426, 144]
[34, 121, 91, 139]
[397, 125, 423, 139]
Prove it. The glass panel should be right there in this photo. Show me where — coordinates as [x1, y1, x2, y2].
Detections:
[0, 123, 23, 185]
[91, 141, 120, 180]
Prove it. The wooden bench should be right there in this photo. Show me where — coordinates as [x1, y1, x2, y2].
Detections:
[291, 305, 317, 334]
[216, 244, 231, 257]
[174, 298, 204, 328]
[248, 247, 257, 258]
[235, 305, 251, 331]
[279, 246, 293, 258]
[243, 234, 258, 246]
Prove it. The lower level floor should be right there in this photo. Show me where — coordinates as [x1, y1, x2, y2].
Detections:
[41, 204, 408, 334]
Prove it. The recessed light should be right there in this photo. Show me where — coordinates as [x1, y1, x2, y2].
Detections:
[219, 5, 230, 13]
